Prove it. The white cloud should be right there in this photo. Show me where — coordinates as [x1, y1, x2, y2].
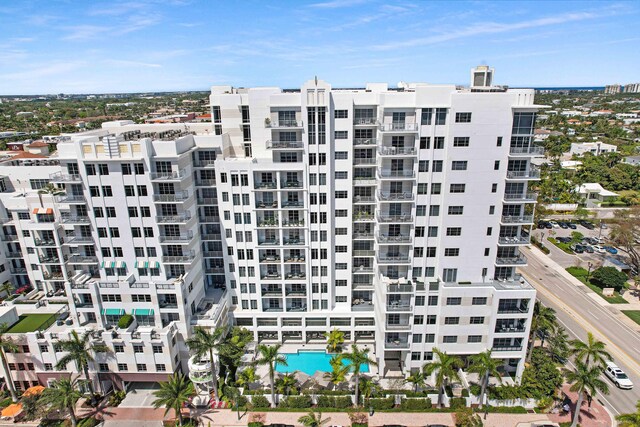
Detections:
[104, 59, 162, 68]
[62, 25, 111, 41]
[309, 0, 368, 8]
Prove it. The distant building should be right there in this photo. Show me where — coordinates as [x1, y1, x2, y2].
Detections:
[623, 155, 640, 166]
[560, 160, 582, 170]
[144, 113, 196, 124]
[623, 83, 640, 93]
[576, 183, 619, 207]
[604, 84, 622, 94]
[569, 142, 617, 156]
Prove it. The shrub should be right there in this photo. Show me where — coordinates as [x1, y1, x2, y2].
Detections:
[461, 389, 469, 398]
[248, 423, 263, 427]
[78, 418, 100, 427]
[118, 314, 134, 329]
[348, 412, 368, 426]
[591, 266, 628, 291]
[0, 397, 13, 409]
[279, 395, 312, 408]
[316, 395, 333, 408]
[369, 397, 394, 410]
[235, 395, 248, 409]
[481, 405, 527, 414]
[108, 390, 126, 407]
[469, 384, 481, 396]
[449, 397, 467, 410]
[400, 398, 432, 410]
[455, 407, 482, 427]
[249, 412, 266, 426]
[316, 395, 352, 409]
[250, 395, 270, 408]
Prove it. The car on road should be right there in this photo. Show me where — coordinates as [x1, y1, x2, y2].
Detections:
[602, 246, 618, 254]
[567, 222, 577, 229]
[592, 245, 606, 253]
[605, 362, 633, 389]
[571, 244, 585, 253]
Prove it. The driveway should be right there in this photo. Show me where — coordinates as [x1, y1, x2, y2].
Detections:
[119, 382, 160, 408]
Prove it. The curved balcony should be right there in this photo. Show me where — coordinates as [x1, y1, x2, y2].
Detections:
[188, 355, 214, 384]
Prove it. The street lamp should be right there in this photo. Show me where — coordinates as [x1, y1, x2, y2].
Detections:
[598, 220, 604, 240]
[586, 262, 593, 283]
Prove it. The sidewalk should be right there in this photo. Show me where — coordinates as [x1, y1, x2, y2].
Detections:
[547, 384, 612, 427]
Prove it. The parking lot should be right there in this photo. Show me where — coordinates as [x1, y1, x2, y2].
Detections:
[532, 220, 628, 270]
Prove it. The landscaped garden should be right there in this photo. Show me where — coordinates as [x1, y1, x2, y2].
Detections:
[566, 266, 629, 304]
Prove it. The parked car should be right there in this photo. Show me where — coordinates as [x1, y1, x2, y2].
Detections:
[603, 246, 618, 254]
[583, 237, 598, 245]
[567, 222, 577, 229]
[558, 222, 569, 229]
[592, 245, 606, 253]
[557, 237, 572, 243]
[549, 221, 560, 228]
[601, 222, 608, 229]
[571, 244, 585, 254]
[584, 245, 595, 253]
[537, 221, 548, 229]
[579, 220, 595, 230]
[605, 361, 633, 389]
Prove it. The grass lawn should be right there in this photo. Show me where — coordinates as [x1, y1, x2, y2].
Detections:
[622, 310, 640, 325]
[547, 237, 574, 254]
[565, 267, 628, 304]
[6, 313, 57, 333]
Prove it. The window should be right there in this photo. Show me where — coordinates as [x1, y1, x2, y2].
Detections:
[137, 364, 147, 372]
[94, 207, 104, 218]
[491, 183, 497, 193]
[453, 137, 470, 147]
[497, 136, 503, 147]
[44, 363, 53, 371]
[415, 226, 425, 237]
[472, 297, 487, 305]
[489, 206, 495, 215]
[137, 185, 148, 196]
[98, 228, 107, 238]
[435, 108, 447, 125]
[443, 336, 458, 343]
[156, 364, 166, 372]
[446, 227, 461, 236]
[421, 109, 432, 125]
[414, 315, 424, 325]
[429, 205, 440, 216]
[133, 345, 144, 353]
[445, 317, 459, 325]
[450, 184, 465, 193]
[102, 186, 113, 197]
[419, 160, 429, 172]
[109, 227, 120, 238]
[413, 334, 422, 344]
[494, 160, 500, 170]
[451, 160, 467, 170]
[468, 335, 482, 343]
[426, 315, 437, 325]
[427, 226, 438, 237]
[443, 268, 458, 282]
[335, 131, 348, 139]
[425, 334, 435, 343]
[335, 152, 348, 160]
[484, 248, 490, 256]
[426, 247, 436, 257]
[106, 207, 116, 218]
[122, 164, 132, 175]
[470, 316, 485, 324]
[455, 112, 472, 123]
[415, 296, 425, 306]
[39, 344, 48, 353]
[131, 227, 141, 238]
[98, 164, 109, 175]
[118, 363, 128, 372]
[432, 160, 443, 172]
[124, 186, 134, 196]
[446, 297, 461, 305]
[448, 206, 463, 215]
[416, 205, 426, 216]
[334, 110, 348, 118]
[431, 183, 441, 194]
[428, 295, 438, 306]
[335, 191, 348, 199]
[420, 136, 430, 149]
[128, 207, 138, 217]
[434, 137, 444, 149]
[86, 164, 96, 175]
[134, 163, 144, 174]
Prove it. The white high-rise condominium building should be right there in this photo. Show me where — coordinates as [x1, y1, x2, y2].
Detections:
[0, 67, 541, 394]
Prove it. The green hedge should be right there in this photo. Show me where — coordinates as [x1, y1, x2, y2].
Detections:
[248, 423, 263, 427]
[479, 405, 528, 414]
[250, 395, 270, 408]
[449, 397, 466, 410]
[316, 395, 352, 408]
[118, 314, 134, 329]
[400, 398, 432, 410]
[279, 395, 312, 408]
[369, 397, 394, 410]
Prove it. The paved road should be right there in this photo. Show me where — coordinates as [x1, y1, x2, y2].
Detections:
[520, 245, 640, 416]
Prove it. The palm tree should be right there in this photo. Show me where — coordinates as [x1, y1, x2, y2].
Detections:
[276, 372, 298, 396]
[37, 183, 65, 208]
[55, 330, 109, 405]
[298, 410, 331, 427]
[422, 348, 464, 408]
[324, 364, 349, 389]
[342, 344, 378, 407]
[565, 361, 609, 427]
[328, 354, 343, 370]
[152, 373, 195, 427]
[324, 328, 345, 353]
[186, 326, 224, 401]
[253, 343, 287, 408]
[617, 401, 640, 427]
[358, 377, 380, 407]
[40, 377, 83, 427]
[527, 302, 558, 362]
[0, 282, 13, 299]
[405, 371, 426, 393]
[570, 332, 612, 368]
[237, 366, 257, 392]
[467, 350, 502, 409]
[0, 323, 19, 402]
[547, 326, 570, 363]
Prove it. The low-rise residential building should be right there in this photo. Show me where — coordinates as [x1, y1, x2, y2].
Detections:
[569, 142, 617, 156]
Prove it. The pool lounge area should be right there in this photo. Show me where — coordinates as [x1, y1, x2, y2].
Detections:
[275, 350, 370, 376]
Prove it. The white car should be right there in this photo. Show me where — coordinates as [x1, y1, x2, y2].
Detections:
[592, 245, 606, 253]
[605, 362, 633, 389]
[549, 221, 560, 228]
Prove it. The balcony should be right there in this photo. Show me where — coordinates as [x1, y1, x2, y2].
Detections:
[159, 232, 194, 243]
[159, 300, 178, 308]
[353, 231, 374, 238]
[282, 219, 304, 227]
[285, 272, 306, 280]
[193, 159, 216, 168]
[353, 158, 377, 166]
[495, 255, 528, 266]
[352, 301, 374, 311]
[281, 180, 303, 189]
[378, 122, 419, 132]
[498, 305, 530, 314]
[261, 273, 282, 281]
[205, 267, 225, 274]
[377, 169, 415, 179]
[50, 172, 82, 183]
[377, 211, 412, 223]
[509, 146, 545, 156]
[386, 322, 411, 330]
[353, 138, 377, 146]
[378, 146, 417, 156]
[34, 238, 58, 246]
[39, 255, 61, 263]
[43, 272, 65, 281]
[258, 239, 280, 246]
[201, 234, 221, 240]
[500, 215, 534, 224]
[258, 219, 279, 227]
[377, 254, 410, 264]
[6, 252, 23, 258]
[162, 255, 196, 263]
[197, 197, 217, 205]
[256, 201, 279, 209]
[67, 255, 98, 264]
[195, 179, 216, 186]
[64, 235, 94, 244]
[503, 192, 538, 203]
[156, 213, 191, 223]
[261, 287, 283, 296]
[202, 250, 223, 258]
[492, 345, 523, 352]
[498, 235, 531, 245]
[353, 118, 377, 126]
[386, 303, 412, 312]
[60, 214, 90, 224]
[353, 176, 376, 185]
[377, 191, 414, 201]
[265, 120, 304, 128]
[387, 284, 414, 293]
[254, 181, 277, 190]
[506, 168, 541, 180]
[495, 324, 526, 333]
[198, 215, 220, 223]
[267, 141, 303, 149]
[75, 301, 94, 308]
[284, 256, 305, 263]
[385, 340, 410, 349]
[285, 289, 306, 297]
[260, 256, 281, 263]
[57, 195, 86, 204]
[153, 192, 190, 203]
[353, 213, 375, 222]
[150, 170, 187, 181]
[281, 201, 304, 208]
[283, 238, 304, 246]
[10, 267, 27, 274]
[353, 195, 375, 203]
[377, 234, 412, 244]
[353, 250, 375, 257]
[353, 266, 374, 273]
[0, 234, 18, 241]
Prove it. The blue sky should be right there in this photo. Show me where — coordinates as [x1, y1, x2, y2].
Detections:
[0, 0, 638, 94]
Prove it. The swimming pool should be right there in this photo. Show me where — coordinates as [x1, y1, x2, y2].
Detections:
[275, 350, 370, 375]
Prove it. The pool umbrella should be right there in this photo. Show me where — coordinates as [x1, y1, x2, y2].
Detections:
[23, 385, 45, 397]
[1, 403, 22, 418]
[311, 370, 330, 388]
[293, 371, 311, 388]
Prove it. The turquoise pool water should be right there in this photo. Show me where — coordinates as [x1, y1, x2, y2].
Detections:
[275, 351, 370, 375]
